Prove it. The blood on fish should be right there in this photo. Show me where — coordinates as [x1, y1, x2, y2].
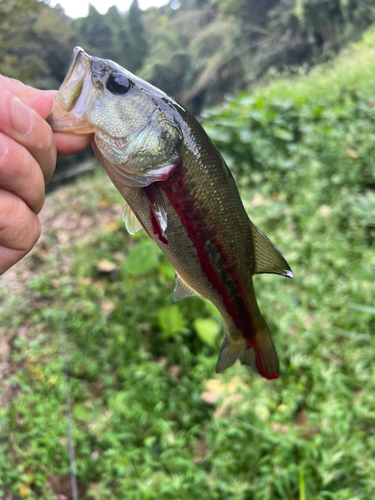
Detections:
[160, 164, 256, 339]
[254, 344, 279, 379]
[149, 207, 168, 245]
[144, 185, 168, 245]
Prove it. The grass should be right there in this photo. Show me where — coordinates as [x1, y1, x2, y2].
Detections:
[0, 26, 375, 500]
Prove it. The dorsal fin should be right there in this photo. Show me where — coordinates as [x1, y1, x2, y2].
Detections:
[122, 201, 143, 235]
[174, 272, 200, 302]
[250, 221, 293, 278]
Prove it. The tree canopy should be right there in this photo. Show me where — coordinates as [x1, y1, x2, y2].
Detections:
[1, 0, 374, 111]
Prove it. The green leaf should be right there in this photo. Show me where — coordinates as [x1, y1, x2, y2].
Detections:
[273, 127, 294, 141]
[73, 404, 97, 422]
[193, 318, 220, 345]
[126, 240, 159, 275]
[158, 306, 185, 339]
[349, 303, 375, 315]
[158, 261, 175, 280]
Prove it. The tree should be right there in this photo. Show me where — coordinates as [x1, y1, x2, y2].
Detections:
[0, 0, 76, 88]
[125, 0, 148, 73]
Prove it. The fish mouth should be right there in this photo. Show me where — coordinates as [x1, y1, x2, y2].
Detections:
[48, 47, 96, 133]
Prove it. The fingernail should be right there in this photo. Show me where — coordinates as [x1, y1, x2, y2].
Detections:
[12, 97, 34, 136]
[0, 133, 9, 161]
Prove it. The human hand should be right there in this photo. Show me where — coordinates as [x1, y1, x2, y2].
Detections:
[0, 76, 93, 275]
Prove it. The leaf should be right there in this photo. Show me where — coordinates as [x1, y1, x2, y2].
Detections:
[126, 241, 159, 275]
[101, 300, 115, 313]
[73, 404, 97, 422]
[96, 259, 117, 272]
[190, 436, 208, 464]
[193, 318, 220, 345]
[105, 221, 119, 232]
[345, 146, 359, 158]
[200, 376, 248, 418]
[158, 305, 185, 339]
[98, 196, 110, 207]
[158, 261, 175, 280]
[349, 303, 375, 315]
[273, 127, 294, 141]
[18, 484, 31, 499]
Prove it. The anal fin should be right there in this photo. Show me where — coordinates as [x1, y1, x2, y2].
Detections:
[122, 201, 143, 235]
[216, 336, 242, 373]
[250, 220, 293, 278]
[216, 318, 279, 380]
[174, 272, 200, 302]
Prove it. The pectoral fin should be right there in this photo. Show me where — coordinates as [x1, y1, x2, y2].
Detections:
[144, 183, 168, 236]
[174, 272, 200, 302]
[250, 221, 293, 278]
[122, 201, 143, 235]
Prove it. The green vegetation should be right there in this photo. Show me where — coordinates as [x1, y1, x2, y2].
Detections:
[1, 0, 375, 111]
[1, 26, 374, 499]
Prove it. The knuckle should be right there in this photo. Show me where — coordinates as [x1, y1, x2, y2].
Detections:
[16, 213, 41, 251]
[35, 125, 54, 152]
[5, 199, 41, 251]
[0, 132, 9, 161]
[30, 215, 41, 246]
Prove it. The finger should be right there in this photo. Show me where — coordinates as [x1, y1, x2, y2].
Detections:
[0, 75, 56, 119]
[0, 76, 93, 159]
[0, 91, 56, 184]
[54, 131, 94, 158]
[0, 132, 45, 213]
[0, 189, 41, 275]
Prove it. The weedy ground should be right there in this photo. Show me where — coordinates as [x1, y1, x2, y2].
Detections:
[0, 28, 375, 500]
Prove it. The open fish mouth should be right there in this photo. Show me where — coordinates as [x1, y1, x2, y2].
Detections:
[48, 47, 95, 133]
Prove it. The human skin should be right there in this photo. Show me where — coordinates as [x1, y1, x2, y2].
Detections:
[0, 75, 93, 275]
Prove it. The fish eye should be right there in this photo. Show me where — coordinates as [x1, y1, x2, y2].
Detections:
[106, 73, 132, 95]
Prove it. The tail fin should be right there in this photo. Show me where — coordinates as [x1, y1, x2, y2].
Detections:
[216, 321, 279, 380]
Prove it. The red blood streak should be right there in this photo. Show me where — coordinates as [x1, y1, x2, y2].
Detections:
[150, 207, 168, 245]
[144, 186, 155, 205]
[255, 343, 279, 379]
[157, 164, 277, 380]
[144, 185, 168, 245]
[159, 164, 256, 338]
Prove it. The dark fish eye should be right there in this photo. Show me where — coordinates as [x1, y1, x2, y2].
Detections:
[106, 73, 132, 95]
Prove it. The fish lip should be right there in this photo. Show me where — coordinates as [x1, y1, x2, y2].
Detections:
[59, 47, 91, 94]
[48, 47, 95, 132]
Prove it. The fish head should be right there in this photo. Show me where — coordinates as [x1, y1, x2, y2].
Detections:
[50, 46, 159, 137]
[49, 47, 181, 186]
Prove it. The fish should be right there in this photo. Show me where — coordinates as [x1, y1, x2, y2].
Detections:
[48, 46, 293, 380]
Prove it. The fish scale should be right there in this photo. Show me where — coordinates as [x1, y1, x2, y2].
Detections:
[48, 47, 293, 379]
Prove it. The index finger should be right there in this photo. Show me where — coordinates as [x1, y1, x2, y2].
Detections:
[0, 75, 93, 158]
[0, 75, 56, 119]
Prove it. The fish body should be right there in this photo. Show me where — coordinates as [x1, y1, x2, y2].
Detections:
[49, 47, 293, 379]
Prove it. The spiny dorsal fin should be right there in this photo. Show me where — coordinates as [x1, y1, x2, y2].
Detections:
[173, 272, 200, 302]
[122, 201, 143, 235]
[250, 221, 293, 278]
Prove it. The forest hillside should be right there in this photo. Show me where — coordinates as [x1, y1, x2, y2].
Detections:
[0, 23, 374, 499]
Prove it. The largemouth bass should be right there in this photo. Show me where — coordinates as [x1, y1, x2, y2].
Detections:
[49, 47, 293, 379]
